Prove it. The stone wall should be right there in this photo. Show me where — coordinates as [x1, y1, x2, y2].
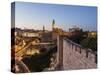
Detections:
[63, 38, 97, 70]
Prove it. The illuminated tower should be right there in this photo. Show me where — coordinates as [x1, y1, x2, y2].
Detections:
[52, 19, 57, 41]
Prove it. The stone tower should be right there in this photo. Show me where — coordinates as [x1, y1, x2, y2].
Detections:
[43, 25, 45, 33]
[52, 19, 55, 31]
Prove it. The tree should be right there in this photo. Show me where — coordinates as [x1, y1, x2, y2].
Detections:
[68, 28, 86, 44]
[80, 36, 97, 52]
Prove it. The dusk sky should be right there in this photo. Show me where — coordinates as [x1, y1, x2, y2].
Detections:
[13, 2, 97, 31]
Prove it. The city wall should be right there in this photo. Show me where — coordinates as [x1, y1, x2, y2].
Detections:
[57, 36, 97, 70]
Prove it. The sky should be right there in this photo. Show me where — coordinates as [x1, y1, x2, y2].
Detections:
[12, 2, 97, 31]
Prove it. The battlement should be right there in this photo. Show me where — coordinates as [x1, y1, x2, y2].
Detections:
[56, 36, 97, 70]
[65, 38, 97, 63]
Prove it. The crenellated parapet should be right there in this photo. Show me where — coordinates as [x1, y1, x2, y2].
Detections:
[56, 36, 97, 70]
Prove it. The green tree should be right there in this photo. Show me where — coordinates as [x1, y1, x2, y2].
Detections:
[68, 29, 87, 44]
[80, 36, 97, 52]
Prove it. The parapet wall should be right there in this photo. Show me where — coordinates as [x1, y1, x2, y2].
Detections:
[63, 38, 97, 70]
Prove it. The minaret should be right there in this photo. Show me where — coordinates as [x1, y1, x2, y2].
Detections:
[43, 25, 45, 33]
[52, 19, 55, 31]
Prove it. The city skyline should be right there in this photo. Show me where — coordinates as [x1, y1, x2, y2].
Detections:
[12, 2, 97, 31]
[11, 2, 97, 73]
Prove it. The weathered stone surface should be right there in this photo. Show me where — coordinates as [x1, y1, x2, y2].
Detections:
[62, 39, 97, 70]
